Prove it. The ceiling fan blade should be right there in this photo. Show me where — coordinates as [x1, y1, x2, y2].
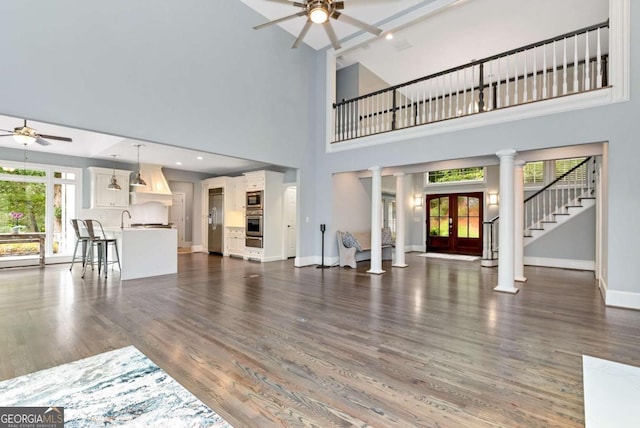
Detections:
[253, 11, 307, 30]
[0, 134, 14, 137]
[323, 21, 341, 50]
[292, 19, 313, 49]
[34, 137, 52, 146]
[37, 134, 72, 142]
[332, 11, 382, 36]
[264, 0, 306, 7]
[333, 1, 345, 9]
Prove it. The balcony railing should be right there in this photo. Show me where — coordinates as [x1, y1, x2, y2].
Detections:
[332, 20, 610, 143]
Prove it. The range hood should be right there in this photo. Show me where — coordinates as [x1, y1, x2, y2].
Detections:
[130, 163, 173, 206]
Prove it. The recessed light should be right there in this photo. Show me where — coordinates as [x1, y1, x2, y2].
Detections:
[196, 156, 203, 160]
[385, 33, 394, 40]
[176, 161, 182, 166]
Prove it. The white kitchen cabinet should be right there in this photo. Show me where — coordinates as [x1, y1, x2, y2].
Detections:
[88, 167, 131, 209]
[244, 171, 265, 191]
[242, 170, 284, 262]
[234, 176, 246, 210]
[226, 227, 245, 257]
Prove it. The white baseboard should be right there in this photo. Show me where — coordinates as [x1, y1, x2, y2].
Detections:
[295, 256, 339, 267]
[606, 289, 640, 310]
[407, 245, 424, 253]
[192, 245, 204, 253]
[524, 256, 595, 271]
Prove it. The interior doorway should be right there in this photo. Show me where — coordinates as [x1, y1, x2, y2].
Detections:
[284, 185, 297, 259]
[170, 192, 186, 248]
[426, 192, 483, 255]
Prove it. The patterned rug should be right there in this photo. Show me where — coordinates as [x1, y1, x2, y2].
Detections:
[0, 346, 232, 427]
[416, 252, 480, 261]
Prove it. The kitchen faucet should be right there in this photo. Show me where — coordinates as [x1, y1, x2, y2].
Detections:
[121, 210, 131, 229]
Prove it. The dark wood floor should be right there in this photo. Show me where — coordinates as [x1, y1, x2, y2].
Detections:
[1, 253, 639, 427]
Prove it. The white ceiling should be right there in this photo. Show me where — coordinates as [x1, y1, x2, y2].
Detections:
[240, 0, 430, 50]
[242, 0, 608, 87]
[0, 115, 269, 175]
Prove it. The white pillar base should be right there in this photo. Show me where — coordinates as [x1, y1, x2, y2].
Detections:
[494, 285, 520, 294]
[392, 263, 408, 268]
[515, 276, 528, 282]
[367, 268, 386, 275]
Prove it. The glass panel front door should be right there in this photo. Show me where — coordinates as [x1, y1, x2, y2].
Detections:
[426, 192, 483, 255]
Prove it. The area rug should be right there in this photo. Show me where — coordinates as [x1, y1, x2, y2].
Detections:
[0, 346, 232, 427]
[416, 252, 480, 261]
[583, 355, 640, 428]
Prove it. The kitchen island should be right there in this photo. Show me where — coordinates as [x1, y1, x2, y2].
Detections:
[109, 228, 177, 280]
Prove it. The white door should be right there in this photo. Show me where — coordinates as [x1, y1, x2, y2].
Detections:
[285, 186, 297, 258]
[170, 192, 186, 247]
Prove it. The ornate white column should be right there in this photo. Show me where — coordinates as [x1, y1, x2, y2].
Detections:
[367, 166, 385, 275]
[494, 149, 519, 294]
[393, 172, 408, 268]
[514, 160, 527, 282]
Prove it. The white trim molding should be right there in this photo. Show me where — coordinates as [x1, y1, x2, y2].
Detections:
[524, 256, 595, 271]
[606, 290, 640, 310]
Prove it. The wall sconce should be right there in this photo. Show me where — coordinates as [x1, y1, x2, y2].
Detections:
[488, 193, 499, 205]
[414, 195, 423, 207]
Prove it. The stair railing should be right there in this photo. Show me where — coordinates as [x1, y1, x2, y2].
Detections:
[333, 20, 610, 143]
[482, 156, 598, 262]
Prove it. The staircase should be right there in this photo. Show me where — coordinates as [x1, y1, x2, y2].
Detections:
[482, 156, 599, 266]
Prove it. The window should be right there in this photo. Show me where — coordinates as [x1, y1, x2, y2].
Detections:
[556, 157, 587, 182]
[426, 167, 485, 184]
[0, 161, 81, 260]
[523, 161, 544, 185]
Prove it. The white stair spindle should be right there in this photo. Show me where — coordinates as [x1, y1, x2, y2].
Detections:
[552, 41, 558, 97]
[532, 47, 538, 101]
[488, 62, 493, 111]
[456, 70, 461, 115]
[421, 81, 426, 124]
[573, 34, 579, 92]
[543, 44, 548, 98]
[585, 31, 591, 90]
[505, 55, 510, 107]
[514, 54, 519, 105]
[376, 93, 380, 132]
[596, 27, 602, 88]
[449, 73, 453, 118]
[523, 50, 528, 103]
[441, 75, 446, 119]
[471, 66, 476, 113]
[563, 38, 568, 95]
[497, 58, 502, 109]
[463, 68, 467, 114]
[428, 79, 433, 122]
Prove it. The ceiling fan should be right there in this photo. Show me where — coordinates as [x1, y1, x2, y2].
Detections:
[254, 0, 383, 50]
[0, 119, 73, 146]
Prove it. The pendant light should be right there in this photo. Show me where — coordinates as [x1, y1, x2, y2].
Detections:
[107, 154, 122, 191]
[130, 144, 146, 187]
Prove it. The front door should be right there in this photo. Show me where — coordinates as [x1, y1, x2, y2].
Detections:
[426, 192, 483, 255]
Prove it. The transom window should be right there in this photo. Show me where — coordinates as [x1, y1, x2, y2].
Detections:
[426, 167, 485, 185]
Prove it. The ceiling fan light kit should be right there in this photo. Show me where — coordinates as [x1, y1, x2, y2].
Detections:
[0, 119, 72, 147]
[309, 0, 329, 23]
[254, 0, 382, 50]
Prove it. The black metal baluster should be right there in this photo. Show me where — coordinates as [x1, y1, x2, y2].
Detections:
[478, 63, 485, 112]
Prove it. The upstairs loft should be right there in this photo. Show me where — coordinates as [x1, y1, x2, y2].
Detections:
[326, 0, 629, 152]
